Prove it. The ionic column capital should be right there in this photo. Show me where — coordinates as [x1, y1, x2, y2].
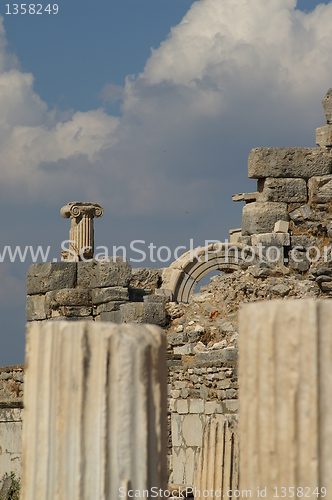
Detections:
[60, 202, 104, 220]
[60, 201, 104, 261]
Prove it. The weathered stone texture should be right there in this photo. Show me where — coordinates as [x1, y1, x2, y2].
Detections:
[194, 415, 238, 500]
[21, 321, 167, 500]
[322, 88, 332, 124]
[0, 366, 24, 403]
[239, 300, 332, 497]
[242, 202, 289, 236]
[308, 175, 332, 203]
[262, 178, 307, 203]
[0, 408, 23, 481]
[99, 310, 121, 322]
[26, 263, 76, 295]
[0, 366, 24, 481]
[251, 232, 290, 265]
[130, 267, 162, 290]
[90, 259, 132, 288]
[46, 288, 92, 307]
[77, 259, 132, 289]
[76, 260, 94, 288]
[251, 232, 290, 247]
[274, 220, 289, 233]
[94, 301, 123, 314]
[316, 124, 332, 147]
[248, 148, 332, 179]
[194, 347, 237, 367]
[120, 301, 167, 327]
[232, 192, 259, 203]
[55, 306, 92, 318]
[91, 286, 129, 305]
[26, 295, 47, 321]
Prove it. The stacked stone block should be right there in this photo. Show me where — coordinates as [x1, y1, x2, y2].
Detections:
[26, 260, 166, 326]
[316, 88, 332, 147]
[0, 366, 24, 483]
[0, 366, 24, 404]
[234, 90, 332, 276]
[15, 88, 332, 493]
[167, 334, 238, 487]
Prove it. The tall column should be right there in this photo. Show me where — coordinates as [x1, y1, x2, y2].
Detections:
[60, 202, 104, 261]
[239, 300, 332, 499]
[21, 321, 167, 500]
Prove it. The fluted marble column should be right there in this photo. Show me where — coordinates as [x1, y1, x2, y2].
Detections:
[194, 415, 239, 499]
[61, 202, 103, 261]
[239, 300, 332, 499]
[21, 321, 167, 500]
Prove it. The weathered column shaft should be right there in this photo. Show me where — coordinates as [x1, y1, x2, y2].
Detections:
[239, 300, 332, 499]
[69, 212, 94, 257]
[61, 202, 103, 260]
[194, 415, 239, 499]
[21, 321, 167, 500]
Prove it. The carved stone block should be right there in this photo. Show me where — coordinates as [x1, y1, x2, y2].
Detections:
[239, 300, 332, 497]
[21, 321, 167, 500]
[248, 148, 332, 179]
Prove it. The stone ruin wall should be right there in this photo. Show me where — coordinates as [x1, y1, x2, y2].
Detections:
[25, 261, 166, 325]
[1, 89, 332, 490]
[0, 365, 24, 482]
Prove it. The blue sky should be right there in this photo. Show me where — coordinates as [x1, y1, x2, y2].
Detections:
[0, 0, 331, 365]
[3, 1, 195, 112]
[3, 0, 327, 112]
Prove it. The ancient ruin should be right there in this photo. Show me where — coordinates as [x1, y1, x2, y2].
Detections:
[21, 322, 167, 500]
[2, 89, 332, 498]
[60, 202, 104, 261]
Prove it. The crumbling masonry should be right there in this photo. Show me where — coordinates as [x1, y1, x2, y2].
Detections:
[1, 89, 332, 493]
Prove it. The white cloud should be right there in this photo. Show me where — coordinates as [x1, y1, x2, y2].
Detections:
[100, 83, 124, 103]
[0, 0, 331, 214]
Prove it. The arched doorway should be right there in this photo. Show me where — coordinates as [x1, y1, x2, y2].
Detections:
[161, 242, 260, 303]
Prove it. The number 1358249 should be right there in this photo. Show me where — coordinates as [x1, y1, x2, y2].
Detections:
[6, 4, 58, 14]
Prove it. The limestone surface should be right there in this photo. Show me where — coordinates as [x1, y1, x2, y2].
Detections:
[120, 301, 167, 326]
[241, 202, 288, 236]
[239, 300, 332, 497]
[91, 286, 129, 305]
[130, 267, 162, 290]
[316, 124, 332, 147]
[26, 262, 76, 295]
[194, 415, 238, 500]
[248, 148, 332, 179]
[60, 202, 104, 261]
[262, 177, 307, 203]
[308, 175, 332, 203]
[251, 232, 290, 247]
[90, 259, 132, 288]
[46, 288, 92, 307]
[274, 220, 289, 233]
[26, 295, 46, 321]
[322, 88, 332, 124]
[21, 321, 167, 500]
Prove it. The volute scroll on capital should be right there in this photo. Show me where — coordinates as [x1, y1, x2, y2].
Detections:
[60, 202, 104, 220]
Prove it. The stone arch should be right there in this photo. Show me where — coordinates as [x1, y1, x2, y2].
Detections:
[161, 243, 260, 303]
